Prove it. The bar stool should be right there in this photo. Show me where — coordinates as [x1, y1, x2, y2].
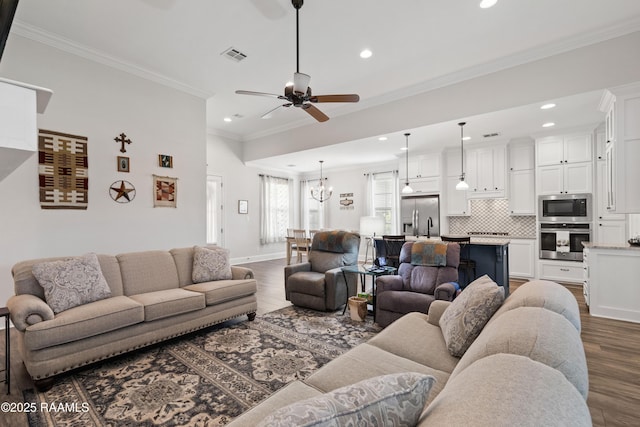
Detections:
[441, 236, 476, 287]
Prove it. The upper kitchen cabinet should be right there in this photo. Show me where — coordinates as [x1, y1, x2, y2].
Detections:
[465, 144, 507, 199]
[536, 133, 593, 195]
[508, 141, 535, 215]
[598, 82, 640, 214]
[400, 152, 441, 194]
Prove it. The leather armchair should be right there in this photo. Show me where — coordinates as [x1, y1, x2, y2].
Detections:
[375, 241, 460, 327]
[284, 230, 361, 311]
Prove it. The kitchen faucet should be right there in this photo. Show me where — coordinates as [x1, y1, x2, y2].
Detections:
[427, 216, 433, 239]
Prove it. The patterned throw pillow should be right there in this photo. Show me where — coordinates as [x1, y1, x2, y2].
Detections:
[257, 372, 435, 427]
[439, 275, 505, 357]
[32, 253, 112, 314]
[192, 246, 232, 283]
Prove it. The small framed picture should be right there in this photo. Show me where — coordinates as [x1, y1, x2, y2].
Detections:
[153, 175, 177, 208]
[238, 200, 248, 214]
[117, 156, 130, 172]
[158, 154, 173, 168]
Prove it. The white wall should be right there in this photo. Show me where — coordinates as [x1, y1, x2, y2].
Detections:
[0, 36, 207, 309]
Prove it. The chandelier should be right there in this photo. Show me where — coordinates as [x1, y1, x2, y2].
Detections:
[310, 160, 333, 202]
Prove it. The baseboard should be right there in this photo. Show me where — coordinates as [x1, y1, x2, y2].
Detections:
[231, 252, 286, 265]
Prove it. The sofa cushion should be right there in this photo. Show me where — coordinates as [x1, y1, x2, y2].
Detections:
[367, 312, 459, 373]
[32, 253, 112, 314]
[439, 275, 504, 357]
[258, 372, 435, 427]
[192, 246, 232, 283]
[488, 279, 581, 331]
[184, 279, 256, 305]
[129, 289, 206, 321]
[286, 272, 327, 297]
[24, 296, 144, 350]
[117, 251, 180, 295]
[419, 354, 591, 426]
[451, 306, 589, 399]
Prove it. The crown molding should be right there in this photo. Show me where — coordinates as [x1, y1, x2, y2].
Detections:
[12, 21, 213, 99]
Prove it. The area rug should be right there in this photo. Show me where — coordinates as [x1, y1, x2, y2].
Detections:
[24, 306, 381, 426]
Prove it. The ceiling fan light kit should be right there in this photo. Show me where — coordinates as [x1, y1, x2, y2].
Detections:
[235, 0, 359, 122]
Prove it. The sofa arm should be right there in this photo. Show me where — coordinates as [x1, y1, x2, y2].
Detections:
[284, 262, 311, 283]
[376, 275, 404, 293]
[427, 300, 451, 326]
[434, 282, 457, 301]
[6, 294, 54, 332]
[325, 267, 357, 308]
[231, 266, 254, 280]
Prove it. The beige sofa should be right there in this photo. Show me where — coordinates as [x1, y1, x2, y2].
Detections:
[229, 279, 591, 426]
[7, 246, 257, 389]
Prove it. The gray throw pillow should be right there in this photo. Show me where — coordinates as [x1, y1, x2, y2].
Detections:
[257, 372, 435, 427]
[192, 246, 232, 283]
[32, 253, 112, 314]
[439, 275, 505, 357]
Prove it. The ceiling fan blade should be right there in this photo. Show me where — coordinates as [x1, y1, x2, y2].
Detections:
[310, 94, 360, 103]
[235, 90, 287, 100]
[261, 103, 292, 119]
[302, 104, 329, 122]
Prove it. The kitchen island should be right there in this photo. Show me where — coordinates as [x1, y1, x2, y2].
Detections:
[374, 236, 510, 296]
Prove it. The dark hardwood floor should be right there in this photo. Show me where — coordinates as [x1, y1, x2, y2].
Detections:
[1, 258, 638, 426]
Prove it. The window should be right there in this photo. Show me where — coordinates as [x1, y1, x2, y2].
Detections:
[300, 179, 325, 231]
[371, 171, 399, 234]
[259, 175, 291, 244]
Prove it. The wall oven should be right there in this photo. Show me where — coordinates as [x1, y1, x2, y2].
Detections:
[539, 194, 592, 223]
[539, 223, 591, 261]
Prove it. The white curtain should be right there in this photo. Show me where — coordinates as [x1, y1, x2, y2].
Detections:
[300, 179, 325, 230]
[365, 173, 375, 216]
[260, 175, 291, 244]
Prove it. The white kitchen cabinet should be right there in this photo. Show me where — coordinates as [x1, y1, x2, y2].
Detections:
[445, 176, 469, 216]
[599, 83, 640, 213]
[409, 177, 440, 194]
[509, 142, 535, 171]
[595, 131, 607, 161]
[406, 154, 441, 179]
[509, 239, 535, 278]
[537, 162, 592, 195]
[509, 169, 535, 215]
[465, 145, 507, 198]
[596, 161, 625, 221]
[595, 221, 627, 245]
[538, 260, 583, 284]
[536, 133, 592, 166]
[584, 244, 640, 323]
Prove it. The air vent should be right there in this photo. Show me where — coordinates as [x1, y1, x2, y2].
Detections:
[483, 132, 500, 138]
[221, 47, 248, 62]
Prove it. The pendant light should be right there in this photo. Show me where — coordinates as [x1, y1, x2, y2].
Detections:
[310, 160, 333, 202]
[401, 133, 414, 194]
[456, 122, 469, 191]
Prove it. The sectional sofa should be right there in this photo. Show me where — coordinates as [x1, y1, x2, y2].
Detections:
[228, 278, 591, 426]
[7, 246, 257, 389]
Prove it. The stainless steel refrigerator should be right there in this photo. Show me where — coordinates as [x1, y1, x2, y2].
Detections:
[401, 195, 440, 238]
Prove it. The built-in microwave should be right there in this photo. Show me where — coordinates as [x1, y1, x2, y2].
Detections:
[538, 194, 592, 223]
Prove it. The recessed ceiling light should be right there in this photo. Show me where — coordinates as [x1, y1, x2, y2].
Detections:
[542, 122, 555, 128]
[378, 136, 388, 141]
[360, 49, 373, 59]
[540, 103, 556, 110]
[223, 117, 232, 122]
[479, 0, 498, 8]
[400, 147, 408, 151]
[462, 136, 471, 141]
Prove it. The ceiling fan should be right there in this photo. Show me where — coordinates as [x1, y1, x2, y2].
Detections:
[235, 0, 360, 122]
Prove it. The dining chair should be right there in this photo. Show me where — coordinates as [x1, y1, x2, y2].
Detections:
[381, 235, 406, 268]
[293, 229, 310, 263]
[441, 235, 476, 287]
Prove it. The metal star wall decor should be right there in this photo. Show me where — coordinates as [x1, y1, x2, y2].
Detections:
[109, 180, 136, 203]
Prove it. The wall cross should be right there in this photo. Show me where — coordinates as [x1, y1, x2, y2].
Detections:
[114, 133, 132, 153]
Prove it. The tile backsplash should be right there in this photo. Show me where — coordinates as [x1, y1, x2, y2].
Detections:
[448, 199, 536, 238]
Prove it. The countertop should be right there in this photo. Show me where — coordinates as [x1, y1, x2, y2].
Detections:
[405, 235, 510, 246]
[582, 242, 640, 251]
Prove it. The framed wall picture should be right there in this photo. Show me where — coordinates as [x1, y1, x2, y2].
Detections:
[153, 175, 177, 208]
[117, 156, 130, 172]
[158, 154, 173, 168]
[238, 200, 248, 214]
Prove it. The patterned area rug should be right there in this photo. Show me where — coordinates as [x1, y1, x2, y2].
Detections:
[25, 306, 380, 426]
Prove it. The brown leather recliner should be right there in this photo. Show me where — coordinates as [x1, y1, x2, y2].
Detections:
[284, 230, 361, 311]
[375, 241, 460, 327]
